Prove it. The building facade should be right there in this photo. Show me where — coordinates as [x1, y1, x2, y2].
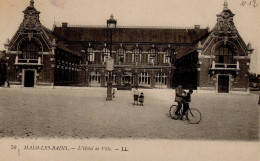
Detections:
[4, 0, 81, 87]
[53, 21, 208, 89]
[175, 2, 253, 93]
[3, 0, 254, 93]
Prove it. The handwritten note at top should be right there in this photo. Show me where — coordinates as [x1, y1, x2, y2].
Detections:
[241, 0, 259, 8]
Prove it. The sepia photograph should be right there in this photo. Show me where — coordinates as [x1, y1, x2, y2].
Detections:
[0, 0, 259, 160]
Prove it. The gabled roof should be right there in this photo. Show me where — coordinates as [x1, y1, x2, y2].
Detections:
[53, 26, 209, 44]
[176, 31, 211, 58]
[43, 27, 81, 56]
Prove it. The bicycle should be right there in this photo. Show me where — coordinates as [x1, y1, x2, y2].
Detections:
[169, 103, 201, 124]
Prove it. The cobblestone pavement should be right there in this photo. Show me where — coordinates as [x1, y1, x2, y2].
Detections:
[0, 87, 258, 140]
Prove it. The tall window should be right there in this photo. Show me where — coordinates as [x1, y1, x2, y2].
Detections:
[139, 72, 151, 86]
[148, 49, 157, 64]
[122, 72, 134, 85]
[21, 40, 40, 59]
[105, 72, 117, 85]
[163, 48, 175, 64]
[89, 71, 101, 86]
[132, 48, 142, 63]
[155, 73, 168, 88]
[87, 48, 95, 62]
[101, 47, 110, 62]
[215, 45, 234, 64]
[117, 48, 126, 63]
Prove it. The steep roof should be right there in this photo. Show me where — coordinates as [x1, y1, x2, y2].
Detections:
[179, 32, 210, 58]
[43, 27, 80, 56]
[53, 26, 209, 44]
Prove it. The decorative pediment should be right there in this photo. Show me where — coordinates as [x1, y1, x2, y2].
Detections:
[20, 0, 41, 31]
[213, 1, 237, 37]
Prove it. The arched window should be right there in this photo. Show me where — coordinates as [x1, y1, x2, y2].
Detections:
[215, 45, 234, 64]
[148, 49, 157, 64]
[117, 48, 126, 63]
[132, 48, 142, 63]
[20, 40, 40, 59]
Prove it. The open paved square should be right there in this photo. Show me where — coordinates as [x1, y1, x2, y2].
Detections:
[0, 87, 259, 141]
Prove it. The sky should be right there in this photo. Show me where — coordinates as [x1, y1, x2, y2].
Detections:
[0, 0, 259, 74]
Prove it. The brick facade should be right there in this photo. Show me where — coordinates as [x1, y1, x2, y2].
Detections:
[2, 1, 254, 92]
[175, 2, 253, 93]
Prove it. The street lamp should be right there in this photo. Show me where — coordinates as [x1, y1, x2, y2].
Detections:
[106, 14, 117, 101]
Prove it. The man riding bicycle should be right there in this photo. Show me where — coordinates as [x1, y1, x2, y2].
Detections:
[181, 89, 193, 120]
[175, 85, 193, 120]
[175, 85, 186, 116]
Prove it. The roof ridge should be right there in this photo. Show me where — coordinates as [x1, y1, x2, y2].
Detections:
[55, 24, 207, 30]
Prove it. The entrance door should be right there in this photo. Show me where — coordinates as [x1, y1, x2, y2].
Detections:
[24, 70, 35, 87]
[218, 75, 229, 93]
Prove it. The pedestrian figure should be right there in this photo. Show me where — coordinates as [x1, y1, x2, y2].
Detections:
[139, 92, 144, 106]
[4, 81, 9, 88]
[133, 86, 139, 105]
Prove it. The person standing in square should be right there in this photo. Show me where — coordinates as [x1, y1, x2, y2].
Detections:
[133, 86, 139, 105]
[139, 92, 144, 106]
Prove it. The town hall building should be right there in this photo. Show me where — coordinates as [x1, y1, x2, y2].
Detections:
[3, 0, 254, 93]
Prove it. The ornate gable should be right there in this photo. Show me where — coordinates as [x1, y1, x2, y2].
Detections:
[20, 0, 41, 31]
[213, 1, 237, 37]
[7, 0, 53, 51]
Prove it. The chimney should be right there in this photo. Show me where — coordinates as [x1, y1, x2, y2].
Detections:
[62, 22, 68, 28]
[194, 25, 200, 30]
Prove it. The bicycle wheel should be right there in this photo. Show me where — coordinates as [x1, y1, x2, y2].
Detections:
[169, 105, 180, 120]
[186, 108, 201, 124]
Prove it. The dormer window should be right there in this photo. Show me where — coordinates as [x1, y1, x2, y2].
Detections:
[132, 48, 142, 63]
[148, 49, 157, 64]
[87, 48, 95, 62]
[101, 47, 110, 62]
[163, 48, 176, 64]
[117, 48, 126, 63]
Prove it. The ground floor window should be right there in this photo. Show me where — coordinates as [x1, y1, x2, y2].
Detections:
[139, 72, 150, 86]
[89, 71, 101, 86]
[122, 72, 134, 85]
[155, 72, 168, 88]
[105, 72, 117, 85]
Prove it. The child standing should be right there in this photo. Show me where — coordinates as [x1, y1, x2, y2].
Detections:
[133, 87, 139, 105]
[139, 92, 144, 106]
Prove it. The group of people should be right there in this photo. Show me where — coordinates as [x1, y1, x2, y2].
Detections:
[133, 87, 144, 106]
[132, 85, 191, 111]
